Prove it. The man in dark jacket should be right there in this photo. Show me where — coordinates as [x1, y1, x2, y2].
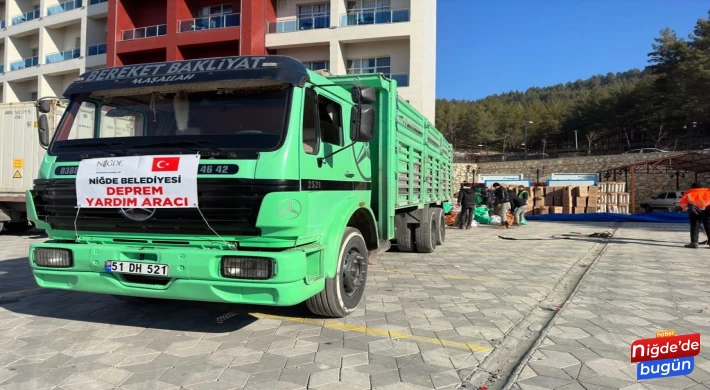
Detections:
[457, 186, 477, 229]
[492, 183, 511, 228]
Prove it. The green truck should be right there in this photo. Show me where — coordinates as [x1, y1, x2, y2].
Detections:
[27, 55, 454, 317]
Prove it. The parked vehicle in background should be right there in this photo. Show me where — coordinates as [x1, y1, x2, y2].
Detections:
[623, 148, 668, 154]
[639, 191, 684, 212]
[0, 101, 65, 234]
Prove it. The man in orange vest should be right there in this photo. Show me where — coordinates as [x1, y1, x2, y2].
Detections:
[676, 183, 710, 248]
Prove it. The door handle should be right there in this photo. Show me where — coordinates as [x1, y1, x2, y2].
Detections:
[345, 172, 355, 178]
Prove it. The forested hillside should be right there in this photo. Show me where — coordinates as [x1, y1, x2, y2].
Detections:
[437, 11, 710, 155]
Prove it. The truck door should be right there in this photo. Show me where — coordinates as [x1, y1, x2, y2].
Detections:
[300, 87, 357, 191]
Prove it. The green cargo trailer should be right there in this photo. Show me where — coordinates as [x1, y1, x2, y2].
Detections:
[26, 55, 454, 317]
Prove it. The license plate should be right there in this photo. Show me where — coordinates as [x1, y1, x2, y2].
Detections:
[105, 261, 169, 276]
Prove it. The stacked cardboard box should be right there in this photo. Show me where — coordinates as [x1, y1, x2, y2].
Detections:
[596, 181, 630, 215]
[503, 184, 629, 215]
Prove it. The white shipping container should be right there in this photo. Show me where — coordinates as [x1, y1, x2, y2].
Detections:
[0, 101, 65, 228]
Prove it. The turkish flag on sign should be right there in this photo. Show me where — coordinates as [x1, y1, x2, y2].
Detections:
[151, 157, 180, 172]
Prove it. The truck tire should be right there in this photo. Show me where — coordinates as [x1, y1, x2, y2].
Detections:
[307, 227, 368, 318]
[433, 208, 445, 245]
[414, 209, 437, 253]
[395, 224, 415, 252]
[642, 204, 653, 213]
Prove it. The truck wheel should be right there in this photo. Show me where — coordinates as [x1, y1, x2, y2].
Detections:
[307, 227, 368, 318]
[414, 210, 437, 253]
[395, 224, 415, 252]
[642, 204, 653, 213]
[433, 208, 445, 245]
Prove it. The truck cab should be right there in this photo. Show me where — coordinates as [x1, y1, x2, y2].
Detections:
[27, 55, 383, 317]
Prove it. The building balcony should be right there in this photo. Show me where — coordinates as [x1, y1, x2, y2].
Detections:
[178, 13, 240, 33]
[340, 8, 410, 27]
[0, 65, 4, 73]
[268, 14, 330, 34]
[45, 48, 81, 63]
[89, 0, 107, 4]
[121, 24, 167, 41]
[11, 9, 41, 26]
[87, 42, 106, 56]
[10, 56, 39, 71]
[47, 0, 83, 16]
[1, 21, 5, 29]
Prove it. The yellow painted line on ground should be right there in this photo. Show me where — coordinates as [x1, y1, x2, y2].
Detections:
[252, 313, 492, 353]
[0, 287, 42, 299]
[371, 269, 553, 288]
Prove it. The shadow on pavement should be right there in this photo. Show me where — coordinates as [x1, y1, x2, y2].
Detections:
[0, 256, 327, 334]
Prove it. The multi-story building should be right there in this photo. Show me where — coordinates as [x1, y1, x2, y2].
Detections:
[0, 0, 435, 120]
[0, 0, 109, 102]
[266, 0, 436, 121]
[106, 0, 435, 121]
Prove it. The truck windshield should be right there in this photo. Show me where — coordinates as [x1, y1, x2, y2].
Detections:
[49, 83, 291, 155]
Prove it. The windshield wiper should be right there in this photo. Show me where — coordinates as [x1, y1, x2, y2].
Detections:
[62, 140, 133, 156]
[133, 140, 224, 156]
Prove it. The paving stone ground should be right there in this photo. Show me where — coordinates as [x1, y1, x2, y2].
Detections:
[513, 222, 710, 390]
[0, 221, 702, 389]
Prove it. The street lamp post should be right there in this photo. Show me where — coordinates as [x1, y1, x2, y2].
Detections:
[573, 130, 579, 150]
[524, 121, 533, 160]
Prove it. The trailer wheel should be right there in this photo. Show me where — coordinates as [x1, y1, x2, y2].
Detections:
[414, 210, 437, 253]
[433, 208, 445, 245]
[395, 224, 415, 252]
[307, 227, 368, 318]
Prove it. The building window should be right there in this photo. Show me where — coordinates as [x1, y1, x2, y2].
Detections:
[304, 61, 329, 71]
[199, 3, 233, 17]
[347, 57, 391, 75]
[297, 3, 330, 30]
[31, 92, 38, 101]
[347, 0, 391, 12]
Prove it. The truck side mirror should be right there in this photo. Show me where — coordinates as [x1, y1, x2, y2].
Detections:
[350, 86, 376, 105]
[38, 114, 49, 148]
[350, 104, 374, 143]
[37, 99, 51, 114]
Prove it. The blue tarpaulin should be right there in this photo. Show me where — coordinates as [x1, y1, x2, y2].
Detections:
[525, 212, 688, 223]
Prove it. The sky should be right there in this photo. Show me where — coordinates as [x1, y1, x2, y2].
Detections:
[436, 0, 710, 100]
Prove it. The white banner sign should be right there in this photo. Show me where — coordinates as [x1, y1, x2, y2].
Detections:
[75, 155, 200, 208]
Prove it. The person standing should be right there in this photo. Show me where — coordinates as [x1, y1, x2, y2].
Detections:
[457, 185, 477, 229]
[513, 185, 529, 226]
[492, 183, 510, 229]
[676, 183, 710, 248]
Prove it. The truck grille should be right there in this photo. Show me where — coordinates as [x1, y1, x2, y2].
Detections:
[32, 179, 298, 236]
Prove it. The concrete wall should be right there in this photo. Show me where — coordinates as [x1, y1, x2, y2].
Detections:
[454, 152, 710, 212]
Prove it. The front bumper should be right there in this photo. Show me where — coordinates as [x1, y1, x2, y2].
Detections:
[29, 241, 324, 306]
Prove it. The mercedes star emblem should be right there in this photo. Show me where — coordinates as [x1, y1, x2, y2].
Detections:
[120, 208, 156, 222]
[276, 199, 302, 220]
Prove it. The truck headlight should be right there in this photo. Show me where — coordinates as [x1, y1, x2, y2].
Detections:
[34, 248, 73, 268]
[220, 256, 274, 280]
